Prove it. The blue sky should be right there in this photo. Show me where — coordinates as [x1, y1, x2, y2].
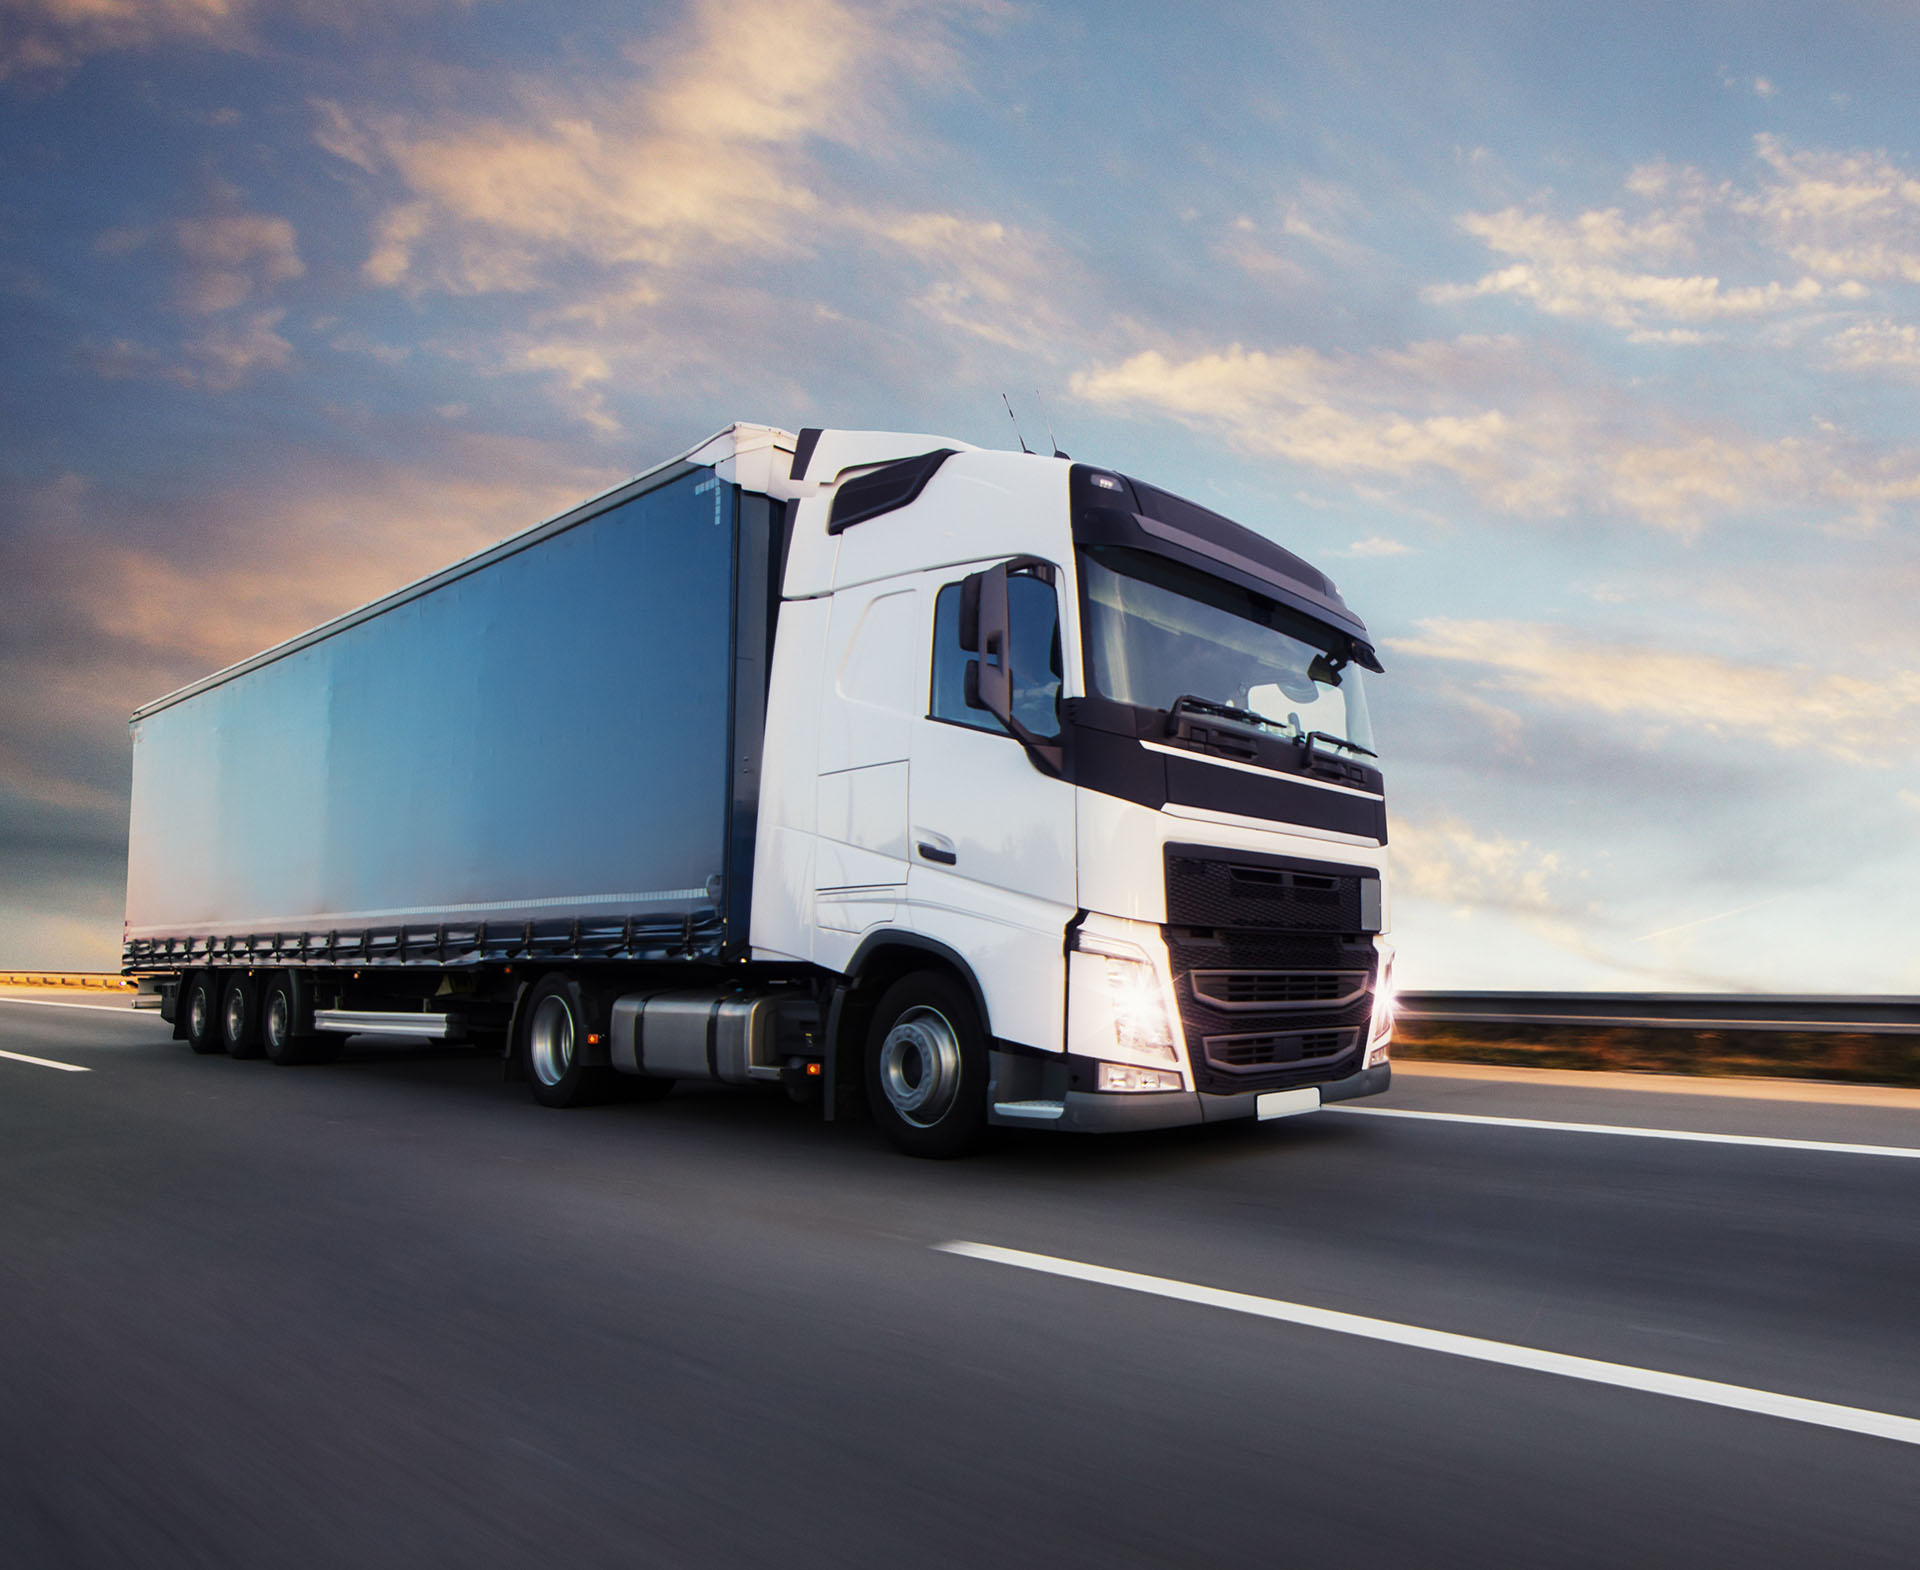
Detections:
[4, 0, 1918, 990]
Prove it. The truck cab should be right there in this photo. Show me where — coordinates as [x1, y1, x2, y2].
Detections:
[753, 429, 1393, 1153]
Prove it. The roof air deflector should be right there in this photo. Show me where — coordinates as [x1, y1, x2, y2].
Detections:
[826, 449, 957, 535]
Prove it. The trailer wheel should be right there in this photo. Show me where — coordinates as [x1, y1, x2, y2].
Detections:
[221, 972, 265, 1058]
[264, 971, 336, 1065]
[517, 974, 613, 1108]
[865, 971, 988, 1158]
[183, 971, 223, 1055]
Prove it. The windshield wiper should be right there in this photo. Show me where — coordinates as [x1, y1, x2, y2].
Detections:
[1166, 695, 1377, 763]
[1165, 694, 1285, 735]
[1302, 729, 1377, 759]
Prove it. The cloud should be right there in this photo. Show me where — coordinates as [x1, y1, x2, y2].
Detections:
[1070, 336, 1920, 531]
[0, 0, 246, 81]
[1744, 135, 1920, 282]
[84, 308, 292, 390]
[1390, 814, 1567, 916]
[168, 210, 304, 313]
[858, 207, 1072, 354]
[1429, 201, 1826, 332]
[81, 190, 302, 388]
[1828, 317, 1920, 376]
[307, 0, 1030, 427]
[321, 0, 990, 289]
[1433, 136, 1920, 344]
[1390, 618, 1920, 765]
[1343, 536, 1414, 556]
[1071, 342, 1513, 490]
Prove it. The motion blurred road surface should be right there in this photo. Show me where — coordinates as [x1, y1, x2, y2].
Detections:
[3, 992, 1916, 1568]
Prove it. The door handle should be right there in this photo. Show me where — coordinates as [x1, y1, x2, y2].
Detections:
[915, 830, 957, 866]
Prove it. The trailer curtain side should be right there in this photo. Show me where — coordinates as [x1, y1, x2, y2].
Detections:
[125, 466, 776, 970]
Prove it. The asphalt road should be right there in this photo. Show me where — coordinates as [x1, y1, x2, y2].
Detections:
[3, 994, 1917, 1568]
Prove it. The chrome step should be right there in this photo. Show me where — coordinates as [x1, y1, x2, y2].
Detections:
[312, 1009, 463, 1040]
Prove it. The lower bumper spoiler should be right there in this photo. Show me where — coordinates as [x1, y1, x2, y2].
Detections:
[988, 1061, 1391, 1134]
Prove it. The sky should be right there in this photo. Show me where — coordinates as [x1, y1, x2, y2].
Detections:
[3, 0, 1918, 991]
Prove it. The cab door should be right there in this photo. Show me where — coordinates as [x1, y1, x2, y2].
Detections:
[812, 581, 919, 960]
[906, 563, 1077, 1053]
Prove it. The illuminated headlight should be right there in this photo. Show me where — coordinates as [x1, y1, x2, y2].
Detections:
[1073, 929, 1177, 1062]
[1097, 1061, 1186, 1093]
[1105, 955, 1176, 1058]
[1366, 954, 1395, 1067]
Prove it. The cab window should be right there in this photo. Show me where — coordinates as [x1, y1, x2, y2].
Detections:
[929, 572, 1063, 741]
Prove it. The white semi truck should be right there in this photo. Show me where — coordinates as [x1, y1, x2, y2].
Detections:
[124, 424, 1395, 1155]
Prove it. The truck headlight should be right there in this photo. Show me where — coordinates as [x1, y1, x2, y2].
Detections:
[1366, 955, 1395, 1066]
[1073, 929, 1176, 1063]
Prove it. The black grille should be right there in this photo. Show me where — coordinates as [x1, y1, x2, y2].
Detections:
[1166, 851, 1367, 931]
[1164, 843, 1378, 1095]
[1203, 1027, 1360, 1073]
[1190, 970, 1368, 1011]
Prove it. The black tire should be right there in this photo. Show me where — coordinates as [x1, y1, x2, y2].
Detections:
[183, 971, 223, 1055]
[516, 973, 614, 1108]
[864, 971, 989, 1158]
[221, 972, 264, 1059]
[263, 971, 333, 1065]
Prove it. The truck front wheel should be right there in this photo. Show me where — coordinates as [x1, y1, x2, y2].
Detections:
[517, 974, 613, 1108]
[865, 971, 988, 1158]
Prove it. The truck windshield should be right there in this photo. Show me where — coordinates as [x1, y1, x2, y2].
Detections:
[1079, 545, 1375, 755]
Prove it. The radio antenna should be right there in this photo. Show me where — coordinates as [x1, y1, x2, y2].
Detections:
[1033, 387, 1068, 459]
[1001, 392, 1032, 454]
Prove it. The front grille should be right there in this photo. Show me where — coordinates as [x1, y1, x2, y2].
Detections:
[1163, 842, 1378, 1095]
[1190, 969, 1369, 1012]
[1203, 1027, 1360, 1073]
[1166, 849, 1371, 931]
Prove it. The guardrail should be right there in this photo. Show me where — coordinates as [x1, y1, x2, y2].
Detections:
[1399, 992, 1920, 1035]
[0, 971, 136, 990]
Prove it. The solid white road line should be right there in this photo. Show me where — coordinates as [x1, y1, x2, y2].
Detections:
[934, 1241, 1920, 1448]
[0, 996, 147, 1017]
[0, 1046, 91, 1073]
[1323, 1105, 1920, 1159]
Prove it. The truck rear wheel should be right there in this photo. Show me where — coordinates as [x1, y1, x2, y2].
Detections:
[183, 971, 223, 1055]
[518, 974, 613, 1108]
[865, 971, 988, 1158]
[221, 973, 265, 1058]
[263, 971, 337, 1065]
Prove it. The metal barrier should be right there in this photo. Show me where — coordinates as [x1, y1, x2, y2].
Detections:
[1399, 992, 1920, 1035]
[0, 972, 137, 990]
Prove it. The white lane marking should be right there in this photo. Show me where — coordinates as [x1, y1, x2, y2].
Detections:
[0, 996, 148, 1017]
[1323, 1105, 1920, 1159]
[934, 1241, 1920, 1448]
[0, 1046, 91, 1073]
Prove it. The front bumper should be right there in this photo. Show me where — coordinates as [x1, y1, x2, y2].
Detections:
[989, 1060, 1391, 1134]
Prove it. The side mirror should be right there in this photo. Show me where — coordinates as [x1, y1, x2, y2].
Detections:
[959, 561, 1064, 777]
[963, 563, 1013, 724]
[957, 573, 982, 653]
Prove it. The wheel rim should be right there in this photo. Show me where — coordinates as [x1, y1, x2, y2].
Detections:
[878, 1005, 963, 1128]
[528, 995, 574, 1087]
[188, 985, 208, 1040]
[224, 986, 246, 1044]
[265, 991, 289, 1051]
